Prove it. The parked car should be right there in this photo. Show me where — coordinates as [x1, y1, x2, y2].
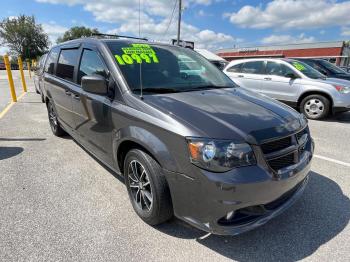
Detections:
[33, 53, 47, 103]
[195, 48, 228, 70]
[295, 58, 350, 81]
[224, 58, 350, 119]
[43, 37, 313, 235]
[340, 66, 350, 73]
[0, 62, 5, 70]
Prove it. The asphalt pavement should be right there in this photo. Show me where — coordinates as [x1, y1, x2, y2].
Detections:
[0, 72, 349, 261]
[0, 70, 31, 112]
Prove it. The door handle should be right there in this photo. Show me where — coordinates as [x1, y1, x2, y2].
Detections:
[264, 77, 272, 80]
[237, 75, 244, 78]
[73, 94, 80, 100]
[65, 90, 71, 96]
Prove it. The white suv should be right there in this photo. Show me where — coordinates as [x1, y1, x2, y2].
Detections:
[224, 58, 350, 119]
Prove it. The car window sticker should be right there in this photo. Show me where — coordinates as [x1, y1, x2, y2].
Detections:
[292, 62, 306, 71]
[114, 44, 159, 65]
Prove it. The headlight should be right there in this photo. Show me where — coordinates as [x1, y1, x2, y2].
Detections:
[334, 85, 350, 94]
[187, 138, 256, 172]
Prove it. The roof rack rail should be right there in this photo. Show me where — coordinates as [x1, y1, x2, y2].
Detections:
[91, 33, 148, 41]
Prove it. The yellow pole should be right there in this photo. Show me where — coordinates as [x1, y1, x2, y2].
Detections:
[27, 61, 32, 79]
[18, 56, 27, 92]
[3, 54, 17, 102]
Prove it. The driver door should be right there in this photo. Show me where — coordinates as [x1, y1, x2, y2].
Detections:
[262, 61, 301, 102]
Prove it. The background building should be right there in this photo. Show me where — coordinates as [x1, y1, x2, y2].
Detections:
[216, 41, 350, 66]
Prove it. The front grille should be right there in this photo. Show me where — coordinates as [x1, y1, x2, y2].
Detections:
[261, 128, 309, 172]
[268, 152, 295, 170]
[261, 136, 292, 154]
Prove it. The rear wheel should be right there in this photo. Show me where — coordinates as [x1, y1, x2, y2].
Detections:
[47, 101, 66, 137]
[300, 94, 330, 120]
[124, 149, 173, 225]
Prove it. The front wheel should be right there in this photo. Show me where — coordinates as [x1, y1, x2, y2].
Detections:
[300, 95, 330, 120]
[124, 149, 173, 225]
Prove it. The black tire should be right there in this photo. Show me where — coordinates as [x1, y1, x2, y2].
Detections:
[41, 92, 45, 103]
[47, 101, 66, 137]
[300, 94, 330, 120]
[124, 149, 173, 225]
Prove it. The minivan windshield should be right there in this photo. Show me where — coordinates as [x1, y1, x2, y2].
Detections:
[107, 41, 236, 94]
[287, 60, 326, 79]
[317, 59, 347, 74]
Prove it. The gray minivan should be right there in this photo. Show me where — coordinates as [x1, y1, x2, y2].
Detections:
[224, 58, 350, 119]
[42, 37, 313, 235]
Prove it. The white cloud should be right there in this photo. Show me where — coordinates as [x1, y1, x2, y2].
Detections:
[261, 34, 316, 45]
[225, 0, 350, 30]
[341, 27, 350, 36]
[42, 23, 68, 44]
[36, 0, 235, 49]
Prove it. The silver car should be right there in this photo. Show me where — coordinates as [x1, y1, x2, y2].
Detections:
[223, 58, 350, 119]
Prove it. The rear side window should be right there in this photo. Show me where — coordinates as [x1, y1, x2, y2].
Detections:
[226, 63, 242, 73]
[241, 61, 264, 74]
[44, 48, 59, 74]
[78, 49, 108, 84]
[266, 62, 295, 77]
[56, 49, 80, 82]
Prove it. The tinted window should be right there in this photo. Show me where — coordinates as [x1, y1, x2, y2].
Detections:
[56, 49, 80, 82]
[318, 59, 346, 74]
[241, 61, 264, 74]
[266, 62, 296, 77]
[44, 48, 59, 74]
[227, 63, 242, 73]
[78, 49, 108, 84]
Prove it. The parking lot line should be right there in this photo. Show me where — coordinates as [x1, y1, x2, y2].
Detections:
[314, 154, 350, 168]
[0, 92, 26, 119]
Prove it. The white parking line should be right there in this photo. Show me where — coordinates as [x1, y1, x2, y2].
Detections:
[314, 154, 350, 168]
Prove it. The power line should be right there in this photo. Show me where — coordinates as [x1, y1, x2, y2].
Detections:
[162, 0, 178, 41]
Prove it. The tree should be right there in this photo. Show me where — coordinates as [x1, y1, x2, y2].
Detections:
[57, 26, 100, 43]
[0, 15, 49, 60]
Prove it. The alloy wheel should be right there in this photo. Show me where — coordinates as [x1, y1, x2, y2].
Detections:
[48, 103, 58, 132]
[128, 160, 153, 212]
[304, 98, 324, 118]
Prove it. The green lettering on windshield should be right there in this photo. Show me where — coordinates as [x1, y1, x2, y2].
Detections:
[115, 44, 159, 65]
[292, 62, 306, 71]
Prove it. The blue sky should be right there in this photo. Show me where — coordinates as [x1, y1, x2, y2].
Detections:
[1, 0, 350, 53]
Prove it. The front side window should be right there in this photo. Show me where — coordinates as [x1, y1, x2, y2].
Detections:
[78, 49, 108, 84]
[266, 62, 296, 77]
[318, 59, 346, 74]
[56, 49, 80, 82]
[44, 47, 59, 74]
[107, 41, 236, 94]
[241, 61, 264, 74]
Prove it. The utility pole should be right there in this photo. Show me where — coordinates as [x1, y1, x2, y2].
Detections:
[177, 0, 182, 45]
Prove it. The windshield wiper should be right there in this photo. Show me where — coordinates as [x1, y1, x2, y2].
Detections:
[183, 85, 234, 92]
[132, 87, 180, 94]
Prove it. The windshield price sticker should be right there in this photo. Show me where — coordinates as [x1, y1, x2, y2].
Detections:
[115, 44, 159, 65]
[292, 62, 306, 71]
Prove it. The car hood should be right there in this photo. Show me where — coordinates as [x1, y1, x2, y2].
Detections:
[143, 88, 303, 144]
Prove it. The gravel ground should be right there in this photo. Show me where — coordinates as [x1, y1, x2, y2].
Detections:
[0, 72, 349, 261]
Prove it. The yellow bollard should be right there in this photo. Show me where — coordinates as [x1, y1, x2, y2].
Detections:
[27, 61, 32, 79]
[18, 56, 27, 92]
[3, 54, 17, 102]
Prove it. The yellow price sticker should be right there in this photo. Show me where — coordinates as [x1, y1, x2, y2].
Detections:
[115, 44, 159, 65]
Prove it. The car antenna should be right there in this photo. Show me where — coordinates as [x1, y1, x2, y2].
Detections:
[139, 0, 143, 100]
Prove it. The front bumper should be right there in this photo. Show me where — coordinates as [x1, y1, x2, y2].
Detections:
[165, 138, 313, 235]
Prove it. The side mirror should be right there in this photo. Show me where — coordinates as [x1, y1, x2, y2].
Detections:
[285, 73, 298, 79]
[81, 75, 108, 95]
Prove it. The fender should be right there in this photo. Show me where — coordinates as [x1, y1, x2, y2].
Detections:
[112, 126, 179, 174]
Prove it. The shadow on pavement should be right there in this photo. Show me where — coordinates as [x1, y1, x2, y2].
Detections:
[0, 146, 24, 160]
[156, 171, 350, 261]
[0, 138, 46, 141]
[324, 112, 350, 123]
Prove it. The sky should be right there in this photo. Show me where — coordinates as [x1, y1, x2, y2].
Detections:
[1, 0, 350, 55]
